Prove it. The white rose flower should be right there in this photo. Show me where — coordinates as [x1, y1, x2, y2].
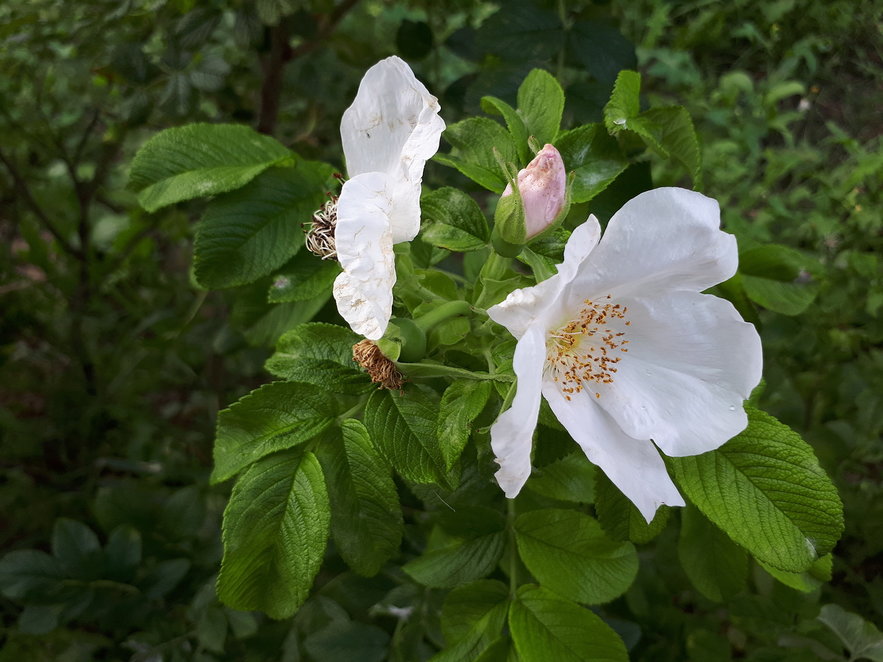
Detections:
[323, 56, 445, 340]
[488, 187, 763, 522]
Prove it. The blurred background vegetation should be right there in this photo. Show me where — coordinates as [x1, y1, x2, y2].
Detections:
[1, 0, 881, 659]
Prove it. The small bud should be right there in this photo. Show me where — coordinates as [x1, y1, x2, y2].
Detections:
[501, 144, 567, 239]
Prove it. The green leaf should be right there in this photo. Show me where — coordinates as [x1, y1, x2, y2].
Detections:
[514, 508, 638, 604]
[104, 526, 142, 580]
[603, 70, 641, 134]
[324, 420, 402, 576]
[668, 407, 844, 572]
[436, 118, 519, 193]
[194, 163, 334, 289]
[404, 507, 506, 589]
[0, 550, 63, 600]
[630, 106, 703, 188]
[196, 606, 228, 653]
[437, 380, 493, 470]
[481, 96, 530, 164]
[567, 21, 637, 85]
[740, 244, 818, 315]
[51, 519, 101, 573]
[265, 322, 370, 395]
[304, 620, 390, 662]
[396, 19, 434, 60]
[594, 471, 670, 543]
[433, 580, 509, 662]
[212, 381, 337, 483]
[678, 505, 747, 601]
[525, 452, 595, 504]
[509, 585, 628, 662]
[268, 258, 341, 303]
[817, 604, 883, 662]
[555, 124, 629, 203]
[217, 449, 329, 619]
[129, 123, 292, 212]
[422, 187, 491, 252]
[363, 388, 448, 485]
[469, 2, 562, 62]
[760, 554, 832, 593]
[516, 69, 564, 146]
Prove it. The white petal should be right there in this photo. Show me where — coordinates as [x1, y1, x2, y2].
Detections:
[488, 216, 601, 339]
[333, 173, 396, 339]
[490, 325, 546, 497]
[341, 56, 445, 185]
[543, 385, 684, 523]
[385, 177, 422, 244]
[596, 290, 762, 456]
[568, 188, 737, 304]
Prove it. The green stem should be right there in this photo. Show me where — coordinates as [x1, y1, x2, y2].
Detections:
[413, 300, 472, 334]
[336, 398, 367, 423]
[396, 362, 513, 382]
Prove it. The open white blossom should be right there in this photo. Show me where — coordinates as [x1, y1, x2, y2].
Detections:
[330, 56, 445, 339]
[488, 187, 763, 522]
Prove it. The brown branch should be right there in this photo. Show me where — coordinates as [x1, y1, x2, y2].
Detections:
[0, 147, 81, 258]
[256, 0, 361, 135]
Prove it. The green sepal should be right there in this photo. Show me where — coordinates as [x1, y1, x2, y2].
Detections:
[386, 318, 427, 363]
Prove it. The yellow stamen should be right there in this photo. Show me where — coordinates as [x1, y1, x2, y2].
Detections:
[546, 297, 630, 401]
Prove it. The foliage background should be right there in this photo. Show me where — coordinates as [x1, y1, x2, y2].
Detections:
[1, 0, 881, 659]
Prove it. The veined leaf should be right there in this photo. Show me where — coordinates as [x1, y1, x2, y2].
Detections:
[432, 580, 509, 662]
[567, 21, 637, 85]
[481, 96, 530, 164]
[817, 604, 883, 662]
[603, 70, 641, 134]
[555, 124, 628, 203]
[740, 244, 818, 315]
[363, 388, 448, 485]
[668, 407, 844, 572]
[422, 187, 491, 252]
[129, 123, 292, 212]
[217, 449, 329, 619]
[265, 322, 370, 395]
[517, 69, 564, 147]
[594, 471, 669, 544]
[404, 507, 506, 588]
[211, 381, 337, 483]
[194, 163, 335, 289]
[629, 106, 703, 188]
[509, 585, 628, 662]
[525, 451, 595, 504]
[268, 258, 341, 303]
[678, 505, 747, 601]
[436, 118, 518, 193]
[437, 380, 493, 470]
[323, 420, 402, 576]
[514, 508, 637, 604]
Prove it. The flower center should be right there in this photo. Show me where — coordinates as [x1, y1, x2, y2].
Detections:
[305, 195, 339, 260]
[546, 295, 630, 401]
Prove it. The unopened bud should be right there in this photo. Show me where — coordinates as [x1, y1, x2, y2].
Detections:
[501, 144, 567, 239]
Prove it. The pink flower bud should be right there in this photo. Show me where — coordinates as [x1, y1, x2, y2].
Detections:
[502, 144, 567, 239]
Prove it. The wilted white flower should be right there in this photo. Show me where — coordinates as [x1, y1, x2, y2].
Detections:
[488, 188, 763, 521]
[325, 56, 445, 340]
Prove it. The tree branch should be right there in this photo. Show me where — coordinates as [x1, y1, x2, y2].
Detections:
[0, 147, 81, 258]
[256, 0, 362, 135]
